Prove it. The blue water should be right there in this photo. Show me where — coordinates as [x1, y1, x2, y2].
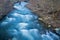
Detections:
[0, 2, 60, 40]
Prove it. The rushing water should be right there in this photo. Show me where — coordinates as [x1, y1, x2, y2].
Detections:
[0, 2, 60, 40]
